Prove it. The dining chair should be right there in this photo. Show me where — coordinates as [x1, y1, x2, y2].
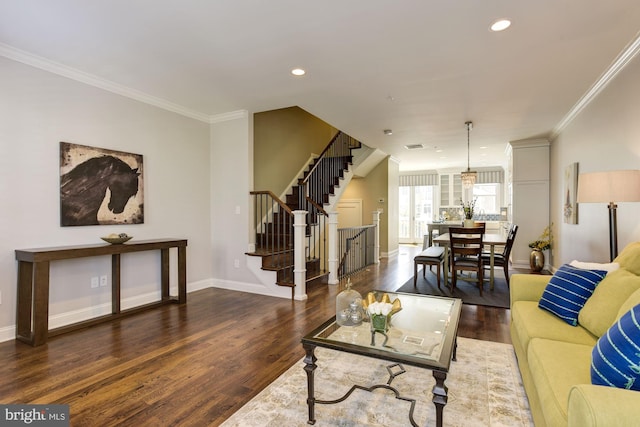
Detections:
[482, 224, 518, 287]
[447, 221, 485, 264]
[472, 221, 487, 233]
[448, 226, 485, 296]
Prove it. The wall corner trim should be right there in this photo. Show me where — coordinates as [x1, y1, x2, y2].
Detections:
[551, 31, 640, 140]
[0, 42, 212, 123]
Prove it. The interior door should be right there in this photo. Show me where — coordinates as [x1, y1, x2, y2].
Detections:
[336, 200, 362, 228]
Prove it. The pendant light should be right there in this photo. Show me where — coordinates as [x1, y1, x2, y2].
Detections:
[461, 121, 477, 189]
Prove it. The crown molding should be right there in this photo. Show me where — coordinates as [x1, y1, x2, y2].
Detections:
[508, 138, 550, 149]
[0, 42, 212, 123]
[209, 110, 248, 123]
[551, 31, 640, 140]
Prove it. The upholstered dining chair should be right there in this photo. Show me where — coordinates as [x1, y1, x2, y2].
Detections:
[448, 226, 485, 296]
[482, 224, 518, 286]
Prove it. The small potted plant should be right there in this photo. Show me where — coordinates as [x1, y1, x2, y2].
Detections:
[528, 224, 553, 272]
[459, 198, 477, 227]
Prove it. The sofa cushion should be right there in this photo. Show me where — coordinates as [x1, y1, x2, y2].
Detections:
[578, 269, 640, 337]
[591, 304, 640, 390]
[569, 384, 640, 427]
[528, 338, 594, 427]
[538, 264, 607, 326]
[512, 301, 597, 356]
[617, 288, 640, 320]
[613, 241, 640, 276]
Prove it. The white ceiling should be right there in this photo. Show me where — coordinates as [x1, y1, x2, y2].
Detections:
[1, 1, 639, 172]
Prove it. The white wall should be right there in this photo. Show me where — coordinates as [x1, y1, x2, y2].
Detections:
[0, 57, 213, 339]
[210, 112, 261, 286]
[510, 140, 550, 269]
[551, 54, 640, 265]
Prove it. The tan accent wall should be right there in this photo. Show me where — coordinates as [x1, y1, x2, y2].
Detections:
[253, 106, 337, 196]
[341, 156, 395, 256]
[387, 158, 400, 253]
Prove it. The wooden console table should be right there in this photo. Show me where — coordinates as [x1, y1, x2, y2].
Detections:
[15, 238, 187, 346]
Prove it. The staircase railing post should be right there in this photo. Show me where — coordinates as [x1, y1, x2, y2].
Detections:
[372, 211, 381, 264]
[327, 211, 339, 285]
[293, 210, 308, 300]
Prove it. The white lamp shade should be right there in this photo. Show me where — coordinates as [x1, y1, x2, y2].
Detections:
[576, 170, 640, 203]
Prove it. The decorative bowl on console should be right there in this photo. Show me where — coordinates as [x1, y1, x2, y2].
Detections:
[100, 233, 132, 244]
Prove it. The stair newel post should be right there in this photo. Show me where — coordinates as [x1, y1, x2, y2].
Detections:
[372, 211, 381, 264]
[293, 210, 308, 300]
[327, 211, 339, 285]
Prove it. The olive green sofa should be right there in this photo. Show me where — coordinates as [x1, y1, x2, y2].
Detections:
[510, 242, 640, 427]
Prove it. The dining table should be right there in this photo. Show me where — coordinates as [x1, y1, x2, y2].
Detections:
[432, 232, 507, 290]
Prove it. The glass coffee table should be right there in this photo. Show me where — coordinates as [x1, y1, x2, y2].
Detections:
[301, 291, 462, 427]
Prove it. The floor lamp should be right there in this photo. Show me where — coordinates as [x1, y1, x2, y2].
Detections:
[576, 170, 640, 262]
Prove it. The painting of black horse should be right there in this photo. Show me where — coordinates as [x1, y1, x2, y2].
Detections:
[60, 142, 144, 226]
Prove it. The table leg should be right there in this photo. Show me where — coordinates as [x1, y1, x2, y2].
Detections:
[177, 246, 187, 304]
[432, 370, 448, 427]
[112, 254, 121, 314]
[16, 261, 34, 343]
[32, 261, 50, 346]
[161, 248, 170, 302]
[490, 246, 495, 290]
[303, 343, 318, 425]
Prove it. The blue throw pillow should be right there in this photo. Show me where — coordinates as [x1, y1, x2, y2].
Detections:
[538, 264, 607, 326]
[591, 305, 640, 390]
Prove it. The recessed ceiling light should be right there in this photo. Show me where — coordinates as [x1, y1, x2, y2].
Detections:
[490, 19, 511, 32]
[383, 129, 393, 135]
[291, 68, 306, 76]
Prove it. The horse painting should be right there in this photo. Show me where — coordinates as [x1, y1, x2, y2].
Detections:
[60, 152, 143, 226]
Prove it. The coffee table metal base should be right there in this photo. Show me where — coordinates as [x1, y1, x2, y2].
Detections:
[303, 344, 450, 427]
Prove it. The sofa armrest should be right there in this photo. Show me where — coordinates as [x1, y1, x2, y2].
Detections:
[509, 274, 550, 306]
[568, 384, 640, 427]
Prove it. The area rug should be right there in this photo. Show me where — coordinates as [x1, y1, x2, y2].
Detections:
[220, 337, 532, 427]
[395, 269, 510, 308]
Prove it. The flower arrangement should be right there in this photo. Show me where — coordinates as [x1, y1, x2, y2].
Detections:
[367, 301, 394, 317]
[459, 198, 477, 220]
[529, 224, 553, 251]
[362, 292, 402, 333]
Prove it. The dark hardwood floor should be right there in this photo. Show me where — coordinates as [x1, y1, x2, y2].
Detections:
[0, 244, 512, 426]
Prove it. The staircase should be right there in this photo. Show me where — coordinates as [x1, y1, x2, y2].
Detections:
[248, 131, 361, 298]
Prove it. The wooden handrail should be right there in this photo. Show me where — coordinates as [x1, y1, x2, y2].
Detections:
[337, 225, 375, 277]
[250, 190, 293, 215]
[300, 131, 360, 185]
[306, 196, 328, 216]
[338, 227, 368, 272]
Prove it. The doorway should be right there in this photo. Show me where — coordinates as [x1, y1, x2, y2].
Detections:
[399, 186, 434, 244]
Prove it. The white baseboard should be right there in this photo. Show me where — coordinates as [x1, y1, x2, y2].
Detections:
[211, 278, 301, 300]
[0, 325, 14, 344]
[382, 248, 399, 258]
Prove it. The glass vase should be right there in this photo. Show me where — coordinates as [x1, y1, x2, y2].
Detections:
[370, 314, 389, 333]
[336, 279, 364, 327]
